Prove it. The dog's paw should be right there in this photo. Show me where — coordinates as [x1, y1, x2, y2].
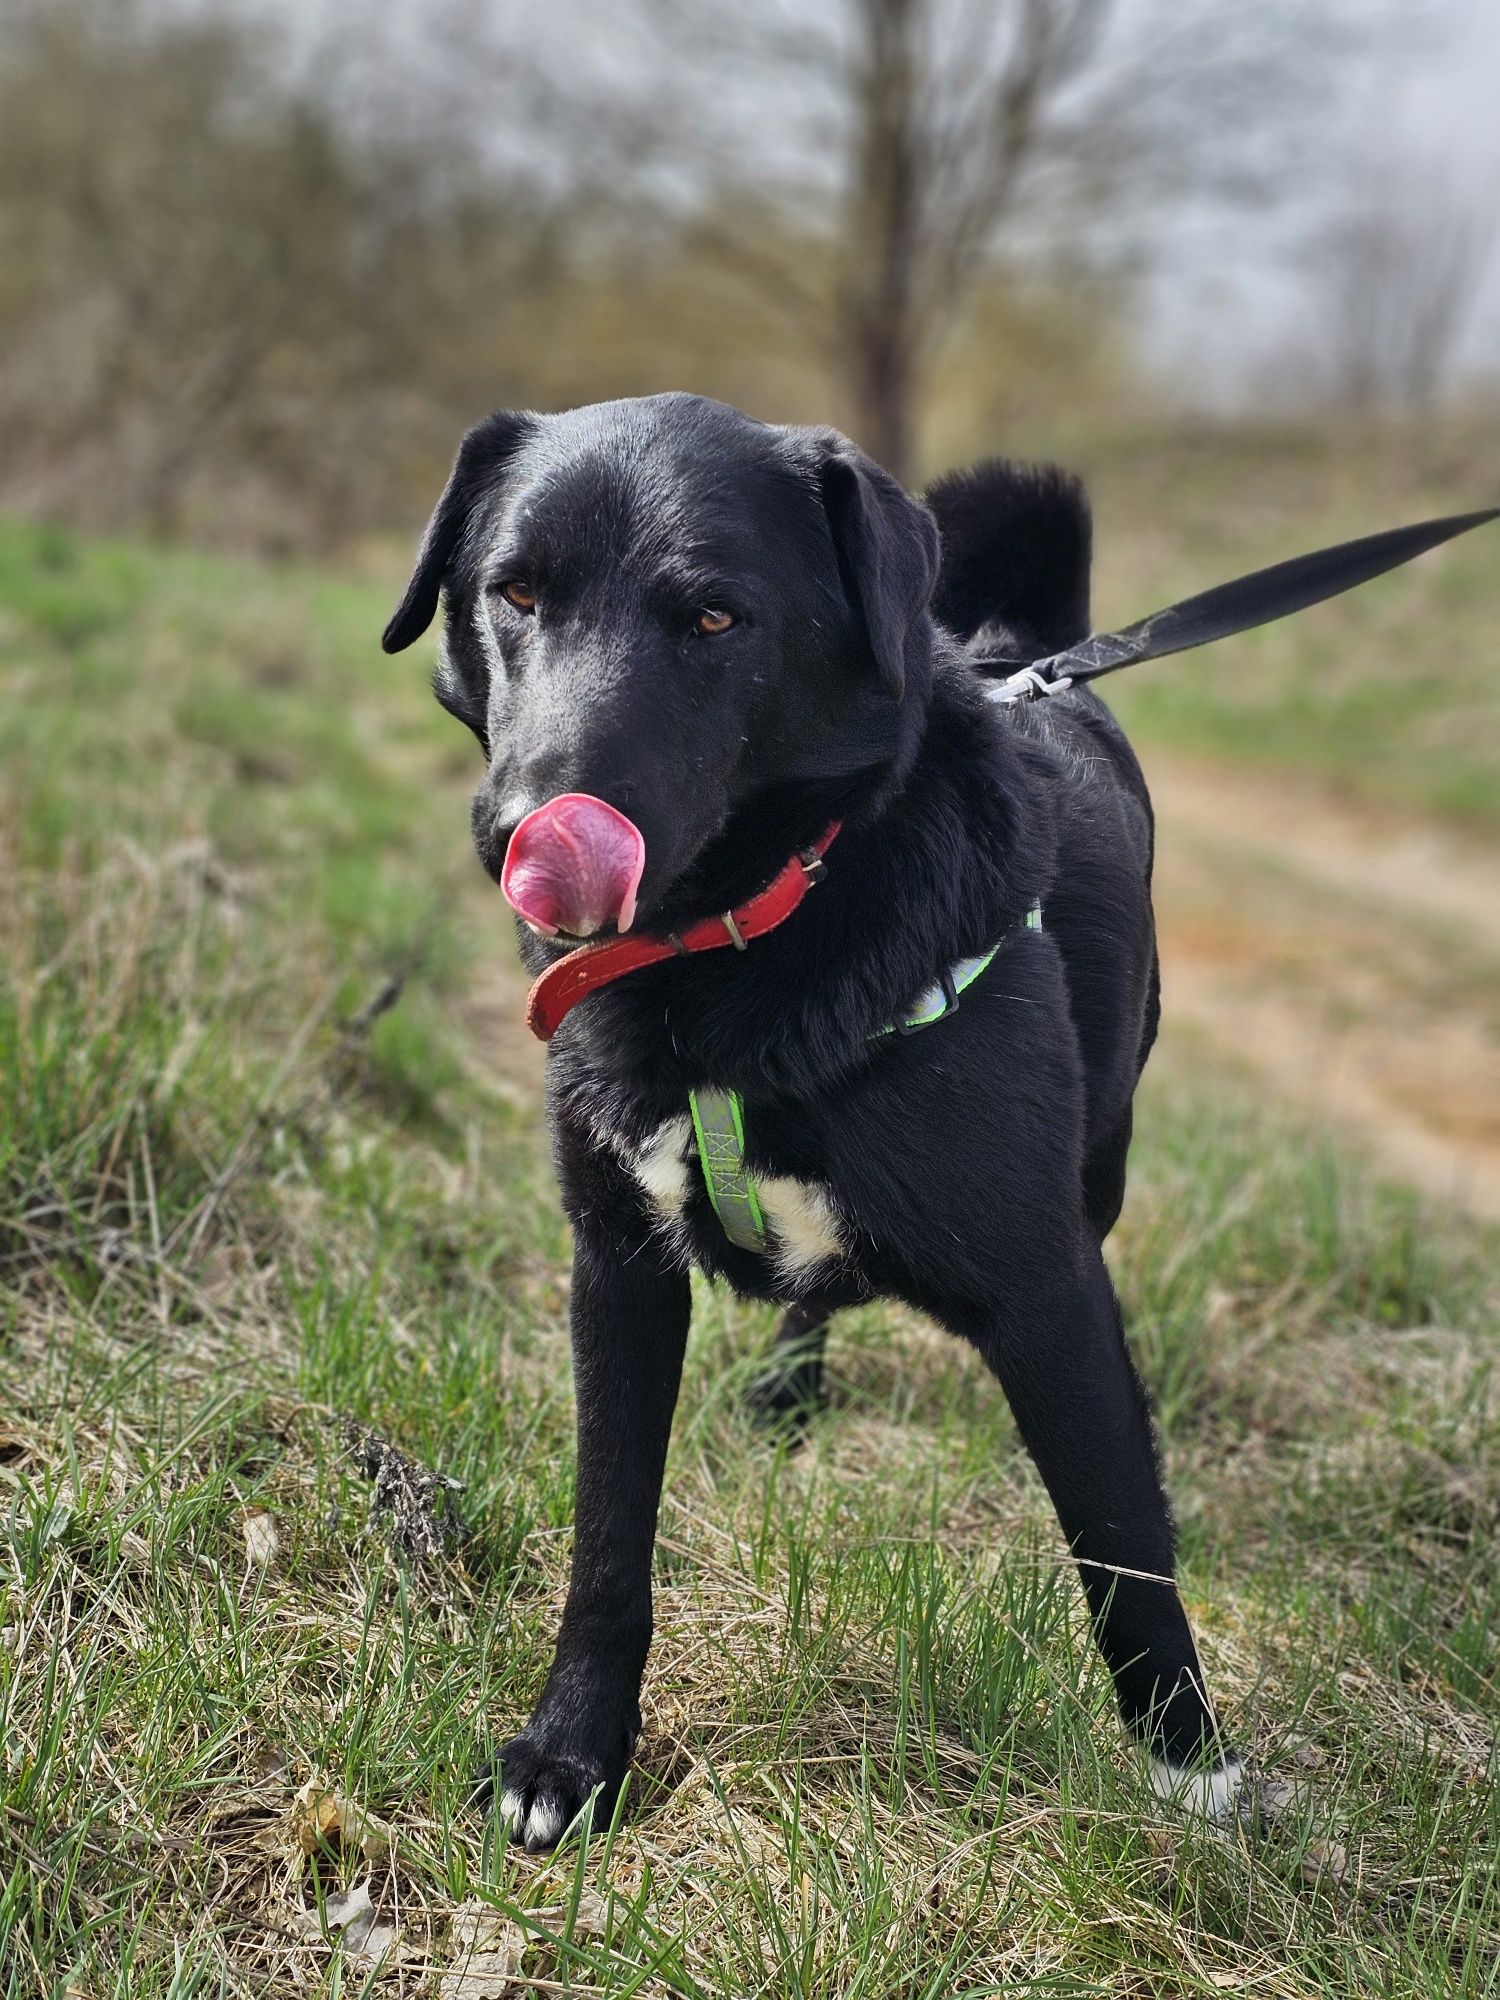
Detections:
[1149, 1752, 1246, 1827]
[472, 1731, 626, 1851]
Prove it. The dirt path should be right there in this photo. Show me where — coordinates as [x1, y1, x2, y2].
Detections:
[1145, 753, 1500, 1223]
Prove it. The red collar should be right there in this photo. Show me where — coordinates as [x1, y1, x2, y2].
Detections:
[523, 823, 841, 1041]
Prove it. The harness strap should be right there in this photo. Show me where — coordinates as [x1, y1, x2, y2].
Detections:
[687, 1087, 768, 1253]
[690, 901, 1043, 1254]
[871, 901, 1043, 1035]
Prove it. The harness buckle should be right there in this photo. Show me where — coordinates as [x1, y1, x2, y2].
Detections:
[720, 911, 749, 950]
[897, 966, 959, 1034]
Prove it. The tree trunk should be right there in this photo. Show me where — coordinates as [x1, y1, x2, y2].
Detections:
[843, 0, 922, 483]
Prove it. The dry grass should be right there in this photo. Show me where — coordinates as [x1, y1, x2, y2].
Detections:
[2, 509, 1498, 1996]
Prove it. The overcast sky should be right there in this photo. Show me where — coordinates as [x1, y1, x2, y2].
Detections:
[239, 0, 1500, 406]
[1146, 1, 1500, 404]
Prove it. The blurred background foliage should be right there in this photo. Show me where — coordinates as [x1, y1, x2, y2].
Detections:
[0, 0, 1492, 550]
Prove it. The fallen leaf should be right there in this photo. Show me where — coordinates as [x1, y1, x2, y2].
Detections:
[567, 1885, 609, 1935]
[440, 1901, 527, 1999]
[292, 1781, 343, 1854]
[324, 1880, 377, 1945]
[290, 1877, 399, 1965]
[344, 1799, 393, 1862]
[253, 1740, 289, 1785]
[241, 1510, 280, 1567]
[1301, 1839, 1350, 1887]
[291, 1780, 392, 1860]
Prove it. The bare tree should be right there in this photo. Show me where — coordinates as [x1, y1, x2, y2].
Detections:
[0, 0, 569, 541]
[631, 0, 1347, 480]
[1306, 161, 1493, 413]
[837, 0, 1118, 474]
[0, 0, 1397, 543]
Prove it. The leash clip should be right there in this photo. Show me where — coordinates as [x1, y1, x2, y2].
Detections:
[987, 666, 1074, 707]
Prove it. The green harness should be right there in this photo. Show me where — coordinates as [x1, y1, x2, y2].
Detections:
[687, 902, 1043, 1254]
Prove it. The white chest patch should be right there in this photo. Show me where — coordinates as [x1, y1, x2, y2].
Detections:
[620, 1116, 846, 1285]
[756, 1175, 845, 1280]
[631, 1114, 694, 1216]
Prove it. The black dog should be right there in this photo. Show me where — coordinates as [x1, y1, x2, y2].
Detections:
[383, 392, 1240, 1848]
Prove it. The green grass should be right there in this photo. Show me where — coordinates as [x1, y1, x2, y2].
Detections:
[1071, 415, 1500, 830]
[2, 509, 1499, 1996]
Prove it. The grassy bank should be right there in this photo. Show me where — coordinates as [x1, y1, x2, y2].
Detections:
[2, 515, 1497, 1996]
[1078, 415, 1500, 830]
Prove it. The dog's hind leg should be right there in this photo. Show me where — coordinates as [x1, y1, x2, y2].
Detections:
[745, 1297, 833, 1429]
[951, 1242, 1241, 1815]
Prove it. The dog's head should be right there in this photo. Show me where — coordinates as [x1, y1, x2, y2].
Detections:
[382, 393, 939, 937]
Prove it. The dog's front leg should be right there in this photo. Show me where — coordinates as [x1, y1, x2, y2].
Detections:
[477, 1214, 691, 1849]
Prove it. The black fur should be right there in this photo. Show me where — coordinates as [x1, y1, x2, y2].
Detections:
[385, 393, 1230, 1848]
[926, 457, 1092, 655]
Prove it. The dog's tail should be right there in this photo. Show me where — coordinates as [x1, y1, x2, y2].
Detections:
[925, 459, 1092, 658]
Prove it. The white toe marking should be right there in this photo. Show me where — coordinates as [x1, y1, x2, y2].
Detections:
[1150, 1754, 1245, 1820]
[524, 1798, 565, 1847]
[499, 1786, 525, 1827]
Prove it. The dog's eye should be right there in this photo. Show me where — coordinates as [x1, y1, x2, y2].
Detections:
[498, 580, 536, 613]
[695, 608, 736, 636]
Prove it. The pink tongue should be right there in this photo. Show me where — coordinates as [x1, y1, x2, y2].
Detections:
[500, 793, 646, 938]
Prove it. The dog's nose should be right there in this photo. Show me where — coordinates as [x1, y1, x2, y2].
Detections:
[471, 786, 536, 881]
[484, 750, 573, 839]
[473, 749, 564, 869]
[491, 796, 538, 844]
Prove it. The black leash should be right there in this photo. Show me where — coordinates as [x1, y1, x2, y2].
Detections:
[974, 508, 1498, 705]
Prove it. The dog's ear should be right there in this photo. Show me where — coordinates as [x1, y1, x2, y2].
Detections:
[816, 443, 941, 700]
[382, 410, 532, 654]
